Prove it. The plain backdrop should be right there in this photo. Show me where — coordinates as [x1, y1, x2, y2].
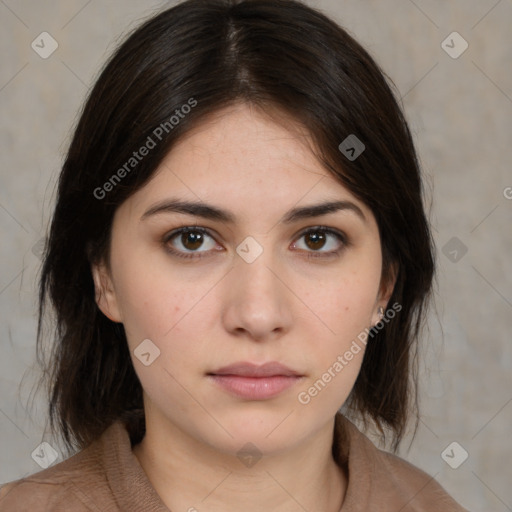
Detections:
[0, 1, 511, 510]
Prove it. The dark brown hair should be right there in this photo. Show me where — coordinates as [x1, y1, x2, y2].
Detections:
[37, 0, 434, 452]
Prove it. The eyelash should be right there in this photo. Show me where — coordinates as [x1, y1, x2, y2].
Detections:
[162, 226, 349, 261]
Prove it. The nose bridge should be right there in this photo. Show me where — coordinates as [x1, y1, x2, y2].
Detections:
[222, 236, 292, 339]
[234, 237, 282, 304]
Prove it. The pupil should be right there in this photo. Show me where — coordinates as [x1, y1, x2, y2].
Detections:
[306, 232, 325, 250]
[183, 231, 203, 250]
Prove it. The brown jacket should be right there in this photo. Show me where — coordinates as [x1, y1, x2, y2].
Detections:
[0, 414, 469, 511]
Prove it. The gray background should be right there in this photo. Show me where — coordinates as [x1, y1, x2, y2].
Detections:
[1, 1, 511, 510]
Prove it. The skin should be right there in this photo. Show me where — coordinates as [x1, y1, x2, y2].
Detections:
[92, 102, 395, 512]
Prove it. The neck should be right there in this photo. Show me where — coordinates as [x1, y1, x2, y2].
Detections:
[133, 414, 347, 512]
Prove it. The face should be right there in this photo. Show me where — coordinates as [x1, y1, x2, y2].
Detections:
[92, 102, 394, 457]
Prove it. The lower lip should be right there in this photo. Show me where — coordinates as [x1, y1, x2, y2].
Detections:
[208, 375, 303, 400]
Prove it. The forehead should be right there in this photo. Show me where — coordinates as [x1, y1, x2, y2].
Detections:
[123, 102, 369, 221]
[160, 102, 328, 179]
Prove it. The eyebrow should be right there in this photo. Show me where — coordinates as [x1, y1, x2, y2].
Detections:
[140, 198, 367, 224]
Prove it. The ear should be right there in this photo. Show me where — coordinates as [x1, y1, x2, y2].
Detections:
[372, 261, 398, 326]
[91, 260, 122, 322]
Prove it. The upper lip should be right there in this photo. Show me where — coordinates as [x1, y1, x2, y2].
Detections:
[208, 362, 302, 377]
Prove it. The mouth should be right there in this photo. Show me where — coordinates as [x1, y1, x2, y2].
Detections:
[207, 362, 305, 400]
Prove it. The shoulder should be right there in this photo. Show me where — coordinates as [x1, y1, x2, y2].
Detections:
[0, 477, 101, 512]
[0, 422, 125, 512]
[373, 447, 469, 510]
[338, 415, 470, 511]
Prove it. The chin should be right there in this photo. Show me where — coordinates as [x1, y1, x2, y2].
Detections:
[199, 406, 314, 453]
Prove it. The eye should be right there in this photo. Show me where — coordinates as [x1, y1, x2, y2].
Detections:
[291, 227, 348, 258]
[162, 225, 349, 261]
[163, 227, 220, 259]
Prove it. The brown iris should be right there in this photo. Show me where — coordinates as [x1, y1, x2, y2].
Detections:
[181, 230, 204, 250]
[304, 231, 326, 251]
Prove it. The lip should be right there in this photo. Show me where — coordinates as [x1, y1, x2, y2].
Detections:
[207, 362, 304, 400]
[210, 361, 302, 377]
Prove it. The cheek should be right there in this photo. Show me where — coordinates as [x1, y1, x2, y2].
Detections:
[310, 264, 381, 342]
[109, 244, 179, 344]
[297, 257, 382, 398]
[111, 246, 220, 365]
[111, 232, 202, 330]
[112, 260, 210, 407]
[295, 292, 376, 413]
[114, 271, 174, 345]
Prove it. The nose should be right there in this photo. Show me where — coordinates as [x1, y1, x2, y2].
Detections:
[221, 246, 293, 342]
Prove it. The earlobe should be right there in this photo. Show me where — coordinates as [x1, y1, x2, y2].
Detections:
[371, 305, 385, 328]
[91, 262, 122, 322]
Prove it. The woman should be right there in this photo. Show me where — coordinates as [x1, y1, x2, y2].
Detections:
[0, 0, 469, 510]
